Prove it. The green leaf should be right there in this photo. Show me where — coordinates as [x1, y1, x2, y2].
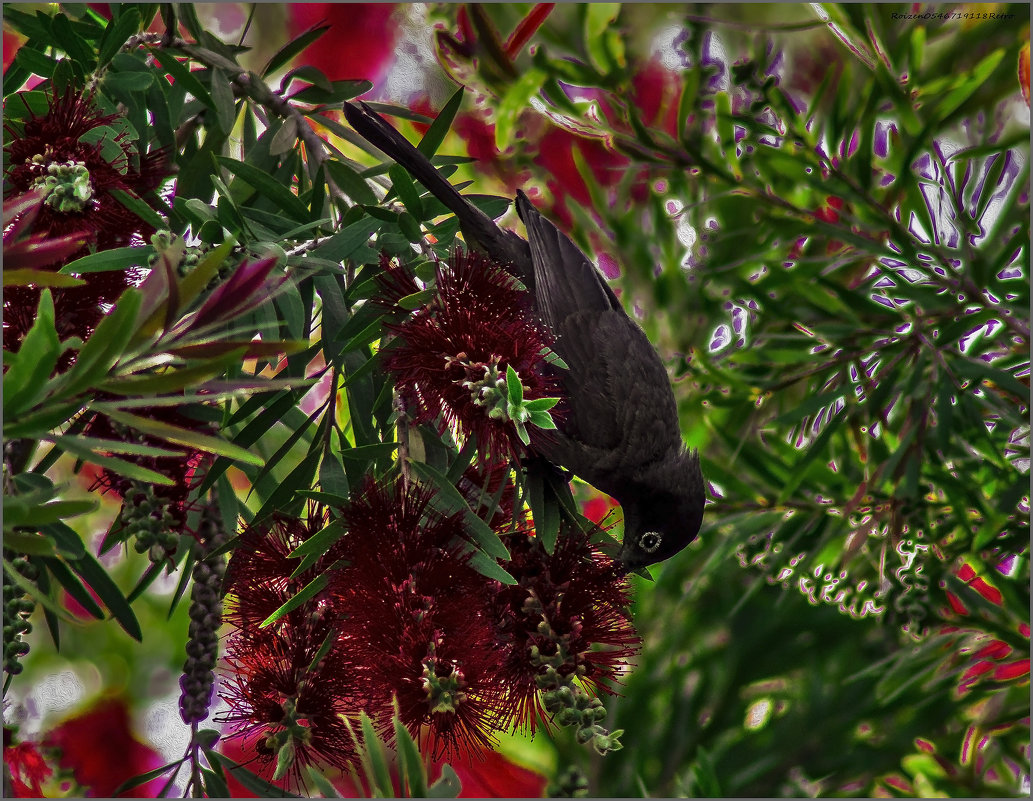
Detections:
[312, 216, 383, 263]
[109, 188, 166, 230]
[410, 461, 510, 561]
[4, 498, 98, 529]
[49, 435, 176, 486]
[102, 408, 264, 466]
[97, 6, 142, 67]
[427, 764, 462, 798]
[216, 157, 311, 224]
[360, 712, 395, 797]
[3, 532, 58, 556]
[584, 3, 623, 73]
[3, 290, 59, 417]
[205, 751, 303, 798]
[505, 363, 524, 406]
[2, 557, 78, 625]
[417, 86, 465, 158]
[40, 557, 104, 618]
[495, 68, 546, 151]
[305, 766, 342, 799]
[149, 48, 217, 111]
[3, 270, 86, 288]
[393, 712, 428, 798]
[58, 245, 155, 274]
[324, 159, 378, 206]
[259, 573, 329, 628]
[290, 79, 372, 104]
[263, 24, 332, 76]
[389, 163, 425, 220]
[68, 549, 143, 640]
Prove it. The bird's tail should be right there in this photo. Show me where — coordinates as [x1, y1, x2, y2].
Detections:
[343, 101, 533, 282]
[342, 103, 492, 229]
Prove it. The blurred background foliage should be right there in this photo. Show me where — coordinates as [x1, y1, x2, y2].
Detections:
[2, 2, 1029, 798]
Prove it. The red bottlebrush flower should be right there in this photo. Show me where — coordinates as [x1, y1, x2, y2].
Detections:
[3, 89, 168, 352]
[381, 249, 562, 464]
[3, 737, 52, 797]
[41, 696, 164, 797]
[219, 625, 359, 786]
[220, 507, 358, 787]
[223, 507, 339, 637]
[491, 525, 639, 732]
[288, 4, 400, 87]
[332, 479, 509, 757]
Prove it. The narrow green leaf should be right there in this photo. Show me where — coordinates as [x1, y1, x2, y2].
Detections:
[393, 712, 428, 798]
[2, 557, 78, 624]
[3, 532, 58, 556]
[263, 24, 332, 76]
[410, 461, 510, 560]
[109, 188, 166, 230]
[506, 364, 524, 407]
[3, 269, 85, 288]
[312, 216, 383, 263]
[260, 574, 329, 628]
[102, 409, 264, 466]
[417, 86, 465, 158]
[324, 159, 378, 206]
[97, 6, 142, 67]
[305, 766, 342, 799]
[360, 712, 395, 797]
[69, 549, 143, 640]
[40, 557, 104, 619]
[217, 157, 311, 223]
[340, 442, 399, 462]
[59, 245, 154, 274]
[3, 290, 59, 417]
[50, 436, 175, 486]
[205, 751, 303, 798]
[495, 68, 546, 151]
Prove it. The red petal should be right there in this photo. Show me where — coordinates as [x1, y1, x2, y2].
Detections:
[993, 659, 1030, 681]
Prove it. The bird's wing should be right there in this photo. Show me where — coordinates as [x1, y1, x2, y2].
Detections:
[545, 309, 682, 489]
[514, 190, 621, 331]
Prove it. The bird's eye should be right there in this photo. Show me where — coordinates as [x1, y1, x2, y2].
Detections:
[638, 532, 662, 553]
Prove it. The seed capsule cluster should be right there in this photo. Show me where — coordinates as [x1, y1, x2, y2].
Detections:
[179, 503, 229, 724]
[3, 554, 37, 676]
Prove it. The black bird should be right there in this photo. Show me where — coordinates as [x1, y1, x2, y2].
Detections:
[343, 101, 704, 571]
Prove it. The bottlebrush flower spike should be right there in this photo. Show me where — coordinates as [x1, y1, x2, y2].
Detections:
[219, 625, 359, 785]
[381, 249, 562, 465]
[3, 88, 168, 354]
[491, 524, 639, 738]
[332, 479, 509, 757]
[223, 507, 339, 638]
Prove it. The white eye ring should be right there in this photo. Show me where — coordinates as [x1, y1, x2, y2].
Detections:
[639, 532, 662, 553]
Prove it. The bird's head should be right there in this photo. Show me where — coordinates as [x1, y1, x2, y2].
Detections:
[616, 450, 705, 572]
